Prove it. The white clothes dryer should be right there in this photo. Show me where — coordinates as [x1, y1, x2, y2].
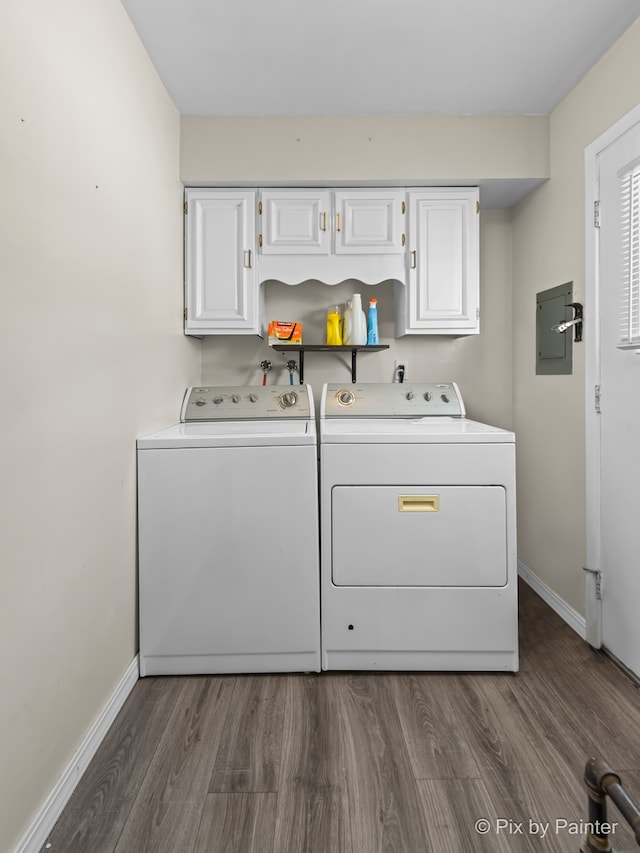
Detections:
[137, 385, 320, 676]
[319, 382, 518, 672]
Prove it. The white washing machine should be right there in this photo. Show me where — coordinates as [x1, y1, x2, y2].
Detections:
[137, 385, 320, 676]
[319, 382, 518, 672]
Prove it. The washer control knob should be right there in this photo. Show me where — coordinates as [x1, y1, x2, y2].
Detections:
[336, 390, 355, 407]
[213, 395, 224, 404]
[406, 391, 414, 400]
[441, 393, 450, 403]
[231, 394, 241, 403]
[249, 393, 258, 403]
[194, 398, 206, 407]
[279, 391, 298, 408]
[424, 391, 432, 401]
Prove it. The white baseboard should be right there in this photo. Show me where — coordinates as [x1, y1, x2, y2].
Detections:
[14, 656, 139, 853]
[518, 560, 586, 640]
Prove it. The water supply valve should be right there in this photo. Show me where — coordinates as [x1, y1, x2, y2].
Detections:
[286, 360, 298, 385]
[260, 359, 272, 386]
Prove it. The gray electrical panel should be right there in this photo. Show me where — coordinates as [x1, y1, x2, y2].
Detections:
[536, 282, 573, 375]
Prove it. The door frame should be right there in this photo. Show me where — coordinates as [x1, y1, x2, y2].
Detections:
[584, 103, 640, 647]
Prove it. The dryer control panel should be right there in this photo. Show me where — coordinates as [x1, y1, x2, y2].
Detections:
[322, 382, 465, 418]
[181, 385, 313, 421]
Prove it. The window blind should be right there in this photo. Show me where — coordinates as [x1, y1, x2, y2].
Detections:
[619, 165, 640, 347]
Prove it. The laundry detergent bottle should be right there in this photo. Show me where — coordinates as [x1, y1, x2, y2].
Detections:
[350, 293, 367, 345]
[326, 305, 343, 346]
[367, 297, 379, 345]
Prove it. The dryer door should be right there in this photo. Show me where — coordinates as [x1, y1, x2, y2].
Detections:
[331, 485, 507, 587]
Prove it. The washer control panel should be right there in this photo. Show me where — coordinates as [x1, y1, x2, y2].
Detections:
[322, 382, 465, 418]
[181, 385, 312, 421]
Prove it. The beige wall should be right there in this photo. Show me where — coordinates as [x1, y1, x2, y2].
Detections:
[0, 1, 199, 849]
[512, 18, 640, 613]
[181, 115, 549, 186]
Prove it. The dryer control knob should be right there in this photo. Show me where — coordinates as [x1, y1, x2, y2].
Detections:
[195, 399, 206, 407]
[213, 395, 224, 404]
[249, 393, 258, 402]
[406, 391, 414, 400]
[336, 390, 355, 406]
[231, 394, 241, 403]
[279, 391, 298, 408]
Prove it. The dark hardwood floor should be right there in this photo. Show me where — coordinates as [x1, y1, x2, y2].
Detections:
[42, 581, 640, 852]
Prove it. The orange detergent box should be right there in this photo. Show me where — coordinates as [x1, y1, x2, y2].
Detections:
[268, 321, 302, 344]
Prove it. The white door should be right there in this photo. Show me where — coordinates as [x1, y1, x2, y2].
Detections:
[184, 189, 258, 335]
[594, 117, 640, 676]
[400, 188, 479, 336]
[333, 190, 404, 254]
[260, 189, 331, 254]
[331, 485, 507, 587]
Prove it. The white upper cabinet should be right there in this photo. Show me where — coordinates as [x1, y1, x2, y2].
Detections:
[334, 191, 404, 254]
[260, 188, 404, 255]
[184, 189, 260, 336]
[183, 186, 480, 337]
[396, 188, 479, 336]
[258, 188, 406, 284]
[260, 190, 331, 254]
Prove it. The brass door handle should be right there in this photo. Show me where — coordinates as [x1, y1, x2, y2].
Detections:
[321, 211, 327, 231]
[337, 211, 341, 232]
[244, 249, 252, 268]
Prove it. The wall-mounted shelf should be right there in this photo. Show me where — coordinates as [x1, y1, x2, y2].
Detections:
[270, 344, 389, 384]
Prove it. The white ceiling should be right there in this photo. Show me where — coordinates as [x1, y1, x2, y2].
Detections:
[121, 0, 640, 116]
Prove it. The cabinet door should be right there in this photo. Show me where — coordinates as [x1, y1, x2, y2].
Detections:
[184, 189, 258, 335]
[334, 190, 404, 254]
[402, 188, 479, 334]
[260, 189, 331, 254]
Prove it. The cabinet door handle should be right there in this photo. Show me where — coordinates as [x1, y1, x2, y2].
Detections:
[410, 250, 417, 269]
[336, 211, 341, 232]
[244, 249, 252, 268]
[321, 211, 327, 232]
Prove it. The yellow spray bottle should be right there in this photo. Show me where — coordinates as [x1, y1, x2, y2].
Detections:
[326, 305, 343, 346]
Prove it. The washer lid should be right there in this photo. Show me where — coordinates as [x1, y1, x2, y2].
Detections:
[138, 419, 316, 449]
[320, 417, 514, 444]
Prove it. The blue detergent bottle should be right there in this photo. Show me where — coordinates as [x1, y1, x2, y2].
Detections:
[367, 298, 379, 345]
